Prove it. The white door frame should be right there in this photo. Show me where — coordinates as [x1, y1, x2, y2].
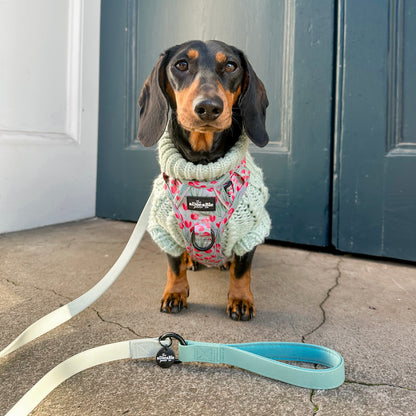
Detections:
[0, 0, 101, 233]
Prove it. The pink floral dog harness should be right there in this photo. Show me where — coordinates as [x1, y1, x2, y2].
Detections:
[163, 158, 250, 267]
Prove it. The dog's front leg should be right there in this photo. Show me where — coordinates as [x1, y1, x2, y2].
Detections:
[227, 248, 256, 321]
[160, 252, 189, 313]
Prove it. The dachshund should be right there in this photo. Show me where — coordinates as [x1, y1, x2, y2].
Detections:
[138, 40, 269, 321]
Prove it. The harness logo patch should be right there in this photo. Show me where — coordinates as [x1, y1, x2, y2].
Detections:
[187, 196, 216, 211]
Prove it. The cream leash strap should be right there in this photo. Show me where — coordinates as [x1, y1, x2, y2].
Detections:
[4, 339, 162, 416]
[0, 191, 154, 359]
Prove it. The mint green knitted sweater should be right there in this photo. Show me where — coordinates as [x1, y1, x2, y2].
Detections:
[147, 130, 271, 259]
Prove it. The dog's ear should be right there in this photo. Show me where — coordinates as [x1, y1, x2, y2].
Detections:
[137, 54, 170, 147]
[238, 55, 269, 147]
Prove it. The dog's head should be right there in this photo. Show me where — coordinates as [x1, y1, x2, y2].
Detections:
[137, 40, 269, 150]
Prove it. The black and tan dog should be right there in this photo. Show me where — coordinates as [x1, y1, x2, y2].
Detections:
[138, 40, 269, 321]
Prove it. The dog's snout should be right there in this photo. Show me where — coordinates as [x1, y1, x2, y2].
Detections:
[193, 97, 223, 121]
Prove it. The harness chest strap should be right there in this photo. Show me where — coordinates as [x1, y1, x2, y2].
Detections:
[164, 157, 250, 267]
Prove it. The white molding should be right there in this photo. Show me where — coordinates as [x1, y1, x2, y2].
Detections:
[0, 130, 77, 145]
[66, 0, 84, 143]
[280, 0, 295, 153]
[0, 0, 84, 145]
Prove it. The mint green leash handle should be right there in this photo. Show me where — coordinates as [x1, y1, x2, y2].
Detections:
[178, 341, 345, 390]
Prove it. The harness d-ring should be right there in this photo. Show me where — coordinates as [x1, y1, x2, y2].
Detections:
[191, 229, 216, 251]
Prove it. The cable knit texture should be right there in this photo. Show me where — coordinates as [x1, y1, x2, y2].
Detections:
[148, 129, 271, 259]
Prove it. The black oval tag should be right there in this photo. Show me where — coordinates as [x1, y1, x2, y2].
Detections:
[156, 346, 176, 368]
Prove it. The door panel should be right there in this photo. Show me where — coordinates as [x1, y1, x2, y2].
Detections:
[333, 0, 416, 261]
[0, 0, 100, 233]
[97, 0, 334, 246]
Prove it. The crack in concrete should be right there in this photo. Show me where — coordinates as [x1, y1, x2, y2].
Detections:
[3, 277, 146, 339]
[93, 309, 145, 338]
[345, 379, 415, 392]
[310, 380, 415, 415]
[301, 259, 343, 415]
[309, 390, 319, 415]
[298, 261, 415, 395]
[4, 277, 72, 304]
[302, 259, 342, 343]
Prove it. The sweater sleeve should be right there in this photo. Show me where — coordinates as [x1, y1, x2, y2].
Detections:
[224, 153, 272, 257]
[147, 175, 186, 257]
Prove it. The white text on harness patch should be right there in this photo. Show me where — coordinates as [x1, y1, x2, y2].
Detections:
[187, 197, 216, 211]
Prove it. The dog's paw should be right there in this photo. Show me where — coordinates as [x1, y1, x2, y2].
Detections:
[187, 260, 200, 271]
[160, 291, 188, 314]
[227, 298, 255, 321]
[219, 261, 231, 271]
[184, 253, 200, 271]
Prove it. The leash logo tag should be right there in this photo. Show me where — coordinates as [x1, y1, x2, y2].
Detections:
[187, 196, 216, 211]
[156, 346, 177, 368]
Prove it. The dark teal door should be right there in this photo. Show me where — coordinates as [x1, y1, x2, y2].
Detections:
[97, 0, 334, 246]
[332, 0, 416, 261]
[97, 0, 416, 261]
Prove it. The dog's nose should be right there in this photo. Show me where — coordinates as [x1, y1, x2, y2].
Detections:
[193, 97, 223, 121]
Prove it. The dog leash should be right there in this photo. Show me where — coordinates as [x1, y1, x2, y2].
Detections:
[1, 190, 345, 415]
[4, 333, 344, 416]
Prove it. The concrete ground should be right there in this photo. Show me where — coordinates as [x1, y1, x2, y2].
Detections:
[0, 218, 415, 416]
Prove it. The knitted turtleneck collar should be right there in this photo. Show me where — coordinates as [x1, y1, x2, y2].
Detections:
[157, 130, 249, 182]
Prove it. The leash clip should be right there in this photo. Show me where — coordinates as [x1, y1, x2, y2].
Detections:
[156, 333, 186, 368]
[159, 332, 187, 346]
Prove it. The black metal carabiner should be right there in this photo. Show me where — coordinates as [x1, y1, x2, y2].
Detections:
[159, 332, 187, 346]
[156, 333, 186, 368]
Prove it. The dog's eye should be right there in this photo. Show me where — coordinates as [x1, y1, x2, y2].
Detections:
[224, 61, 237, 73]
[175, 60, 189, 71]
